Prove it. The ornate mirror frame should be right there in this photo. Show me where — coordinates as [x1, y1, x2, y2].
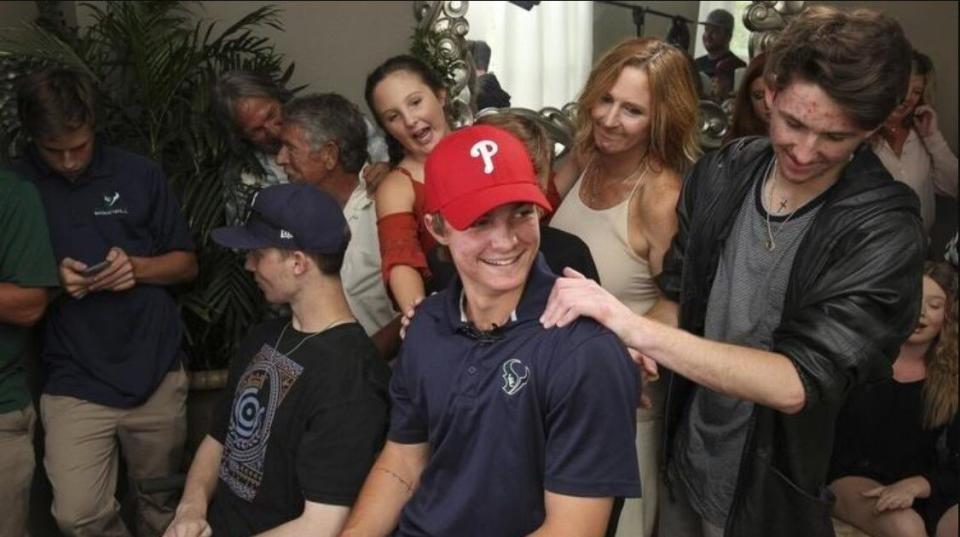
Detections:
[412, 0, 805, 154]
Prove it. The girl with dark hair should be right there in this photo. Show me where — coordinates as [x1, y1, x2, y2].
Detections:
[723, 53, 769, 143]
[364, 55, 452, 314]
[830, 261, 959, 537]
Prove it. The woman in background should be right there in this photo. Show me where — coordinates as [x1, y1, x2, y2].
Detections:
[549, 37, 700, 537]
[723, 53, 769, 143]
[365, 55, 451, 314]
[872, 50, 958, 235]
[830, 261, 958, 537]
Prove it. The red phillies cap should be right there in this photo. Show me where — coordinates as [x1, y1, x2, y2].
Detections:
[424, 125, 553, 230]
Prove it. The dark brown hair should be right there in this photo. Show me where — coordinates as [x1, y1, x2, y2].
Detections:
[17, 68, 96, 139]
[724, 53, 768, 143]
[364, 55, 447, 165]
[763, 6, 912, 131]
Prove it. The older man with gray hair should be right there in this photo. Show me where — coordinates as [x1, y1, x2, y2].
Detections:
[275, 93, 398, 358]
[212, 72, 389, 225]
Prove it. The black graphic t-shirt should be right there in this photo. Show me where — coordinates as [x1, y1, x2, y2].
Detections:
[207, 318, 390, 535]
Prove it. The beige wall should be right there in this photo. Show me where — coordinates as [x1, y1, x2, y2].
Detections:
[193, 1, 414, 112]
[15, 1, 958, 151]
[74, 1, 414, 113]
[0, 1, 38, 25]
[593, 1, 701, 59]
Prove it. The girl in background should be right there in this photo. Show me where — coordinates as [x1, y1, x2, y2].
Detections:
[365, 55, 452, 314]
[830, 262, 958, 537]
[723, 53, 769, 143]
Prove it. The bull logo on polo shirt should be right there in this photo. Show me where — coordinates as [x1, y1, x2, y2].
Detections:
[501, 358, 530, 396]
[94, 190, 129, 216]
[470, 140, 498, 174]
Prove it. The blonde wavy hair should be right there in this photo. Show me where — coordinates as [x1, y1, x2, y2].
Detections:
[922, 261, 958, 429]
[574, 37, 700, 174]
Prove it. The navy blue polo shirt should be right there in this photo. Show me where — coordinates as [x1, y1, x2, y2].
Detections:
[12, 142, 194, 408]
[390, 255, 642, 536]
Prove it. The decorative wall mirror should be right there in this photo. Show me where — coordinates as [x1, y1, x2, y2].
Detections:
[413, 0, 804, 155]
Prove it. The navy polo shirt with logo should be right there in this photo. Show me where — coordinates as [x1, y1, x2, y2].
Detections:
[390, 255, 642, 536]
[12, 142, 194, 408]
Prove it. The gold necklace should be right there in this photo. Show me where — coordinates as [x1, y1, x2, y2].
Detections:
[763, 159, 800, 252]
[587, 153, 648, 205]
[273, 317, 355, 356]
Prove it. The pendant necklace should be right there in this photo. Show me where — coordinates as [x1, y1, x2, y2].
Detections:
[273, 317, 354, 356]
[763, 160, 801, 252]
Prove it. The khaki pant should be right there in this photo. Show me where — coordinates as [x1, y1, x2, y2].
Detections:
[41, 369, 187, 537]
[615, 380, 665, 537]
[0, 404, 36, 537]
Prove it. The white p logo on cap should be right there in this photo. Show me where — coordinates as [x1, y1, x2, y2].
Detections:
[470, 140, 499, 174]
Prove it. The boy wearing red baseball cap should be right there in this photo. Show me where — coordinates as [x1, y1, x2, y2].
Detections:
[340, 126, 642, 537]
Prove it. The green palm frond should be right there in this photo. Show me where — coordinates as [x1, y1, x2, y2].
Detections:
[0, 22, 95, 79]
[0, 1, 293, 369]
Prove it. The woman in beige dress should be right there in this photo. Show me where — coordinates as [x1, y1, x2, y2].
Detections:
[550, 37, 700, 537]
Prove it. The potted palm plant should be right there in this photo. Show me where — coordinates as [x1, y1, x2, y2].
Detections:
[0, 2, 299, 460]
[1, 1, 294, 377]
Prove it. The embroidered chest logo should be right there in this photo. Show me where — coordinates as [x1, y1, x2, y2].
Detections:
[501, 358, 530, 396]
[470, 140, 499, 174]
[94, 190, 128, 216]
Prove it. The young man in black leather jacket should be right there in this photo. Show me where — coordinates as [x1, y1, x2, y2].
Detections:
[540, 6, 925, 537]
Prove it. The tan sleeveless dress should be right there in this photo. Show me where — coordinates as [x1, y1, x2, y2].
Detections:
[550, 166, 664, 537]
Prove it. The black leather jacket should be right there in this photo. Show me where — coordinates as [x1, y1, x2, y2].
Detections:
[656, 137, 925, 537]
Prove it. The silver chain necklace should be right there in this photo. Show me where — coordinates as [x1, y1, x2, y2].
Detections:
[273, 317, 354, 356]
[763, 159, 801, 251]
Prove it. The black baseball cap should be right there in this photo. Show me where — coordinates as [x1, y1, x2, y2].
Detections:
[702, 9, 735, 34]
[211, 183, 348, 254]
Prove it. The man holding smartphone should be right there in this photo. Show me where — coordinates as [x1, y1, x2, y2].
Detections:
[12, 68, 198, 537]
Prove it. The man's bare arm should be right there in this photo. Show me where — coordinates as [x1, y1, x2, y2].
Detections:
[89, 248, 198, 293]
[131, 250, 198, 285]
[254, 501, 350, 537]
[542, 269, 806, 414]
[338, 440, 430, 537]
[370, 316, 402, 360]
[163, 435, 223, 537]
[0, 283, 48, 326]
[526, 492, 613, 537]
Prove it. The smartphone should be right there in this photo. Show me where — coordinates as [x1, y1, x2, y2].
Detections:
[82, 260, 110, 277]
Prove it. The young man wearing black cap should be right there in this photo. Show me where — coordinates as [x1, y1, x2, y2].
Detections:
[339, 125, 642, 537]
[695, 8, 746, 102]
[164, 183, 391, 537]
